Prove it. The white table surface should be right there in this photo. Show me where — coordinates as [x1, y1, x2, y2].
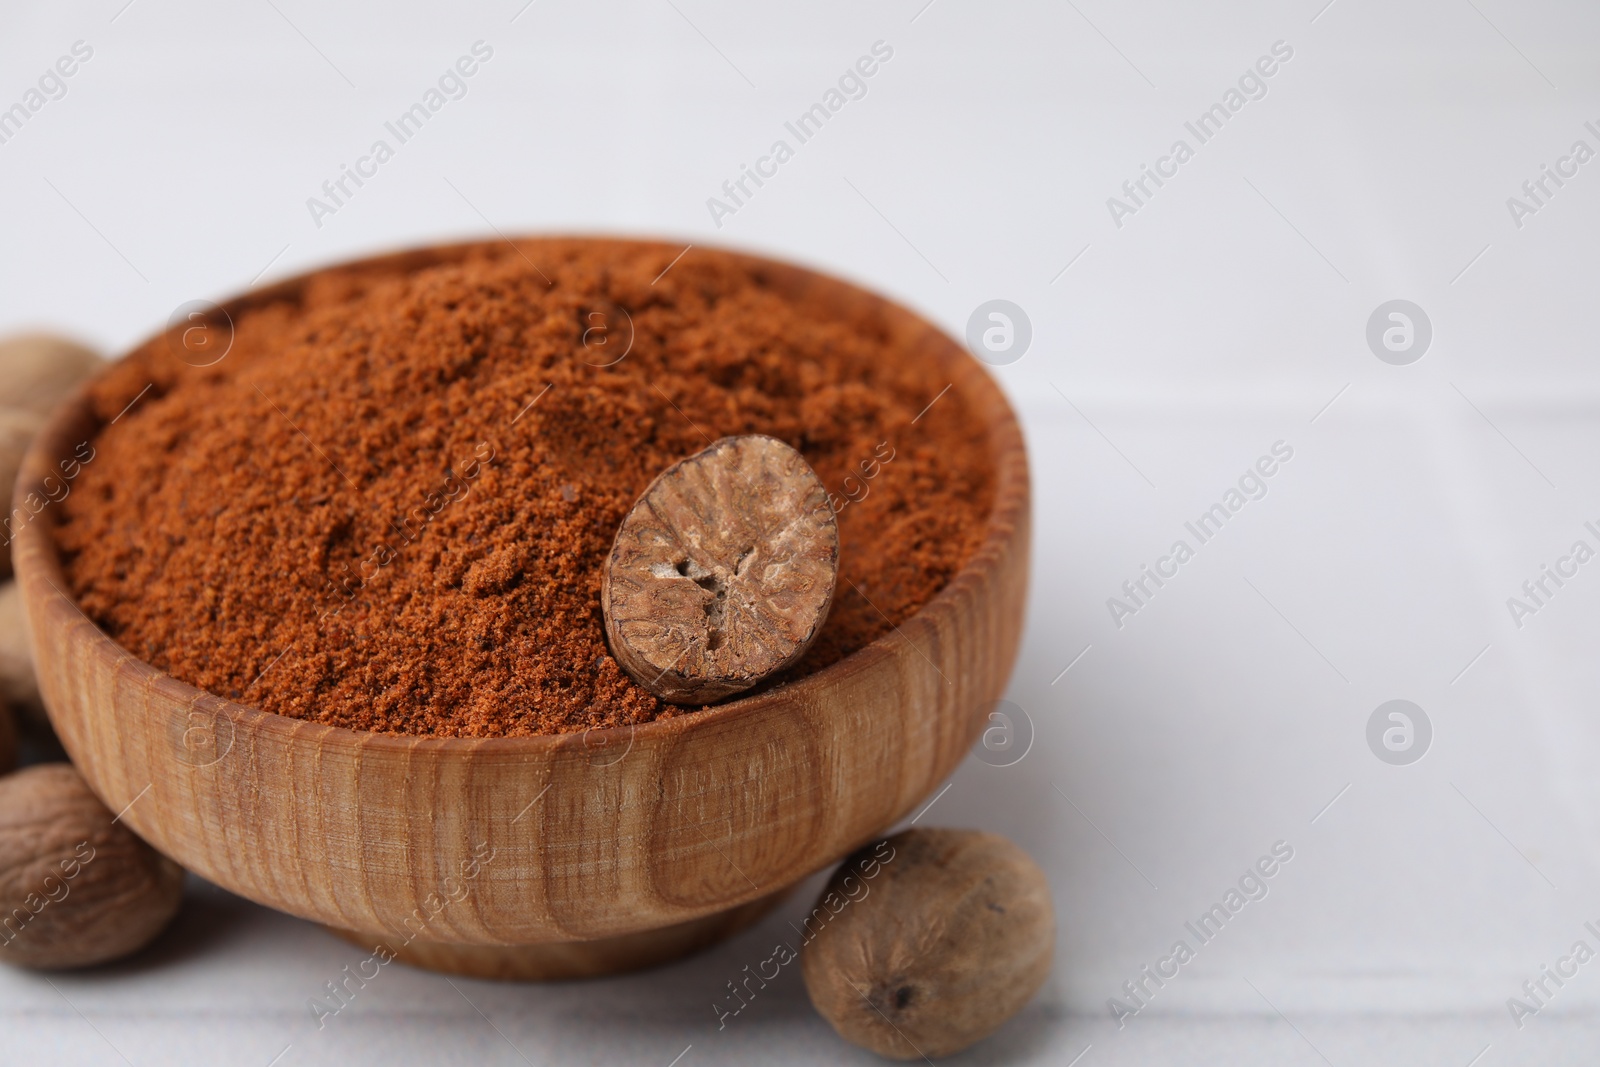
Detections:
[5, 0, 1600, 1062]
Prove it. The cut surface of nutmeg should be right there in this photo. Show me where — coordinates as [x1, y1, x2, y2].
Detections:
[602, 434, 839, 705]
[800, 828, 1054, 1060]
[0, 764, 184, 969]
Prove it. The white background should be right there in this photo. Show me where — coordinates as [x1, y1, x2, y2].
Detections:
[4, 0, 1600, 1063]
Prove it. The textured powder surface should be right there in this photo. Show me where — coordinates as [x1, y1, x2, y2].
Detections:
[56, 240, 996, 737]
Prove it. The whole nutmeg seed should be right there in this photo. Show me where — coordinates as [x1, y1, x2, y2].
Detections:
[0, 333, 103, 417]
[0, 764, 184, 968]
[801, 828, 1053, 1060]
[0, 334, 103, 574]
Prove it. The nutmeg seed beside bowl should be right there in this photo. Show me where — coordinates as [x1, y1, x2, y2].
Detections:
[801, 828, 1054, 1060]
[0, 333, 102, 579]
[0, 764, 185, 969]
[0, 334, 103, 418]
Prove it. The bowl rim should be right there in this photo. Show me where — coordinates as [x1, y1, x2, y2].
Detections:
[19, 234, 1028, 757]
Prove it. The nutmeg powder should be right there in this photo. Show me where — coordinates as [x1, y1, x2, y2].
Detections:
[57, 240, 995, 737]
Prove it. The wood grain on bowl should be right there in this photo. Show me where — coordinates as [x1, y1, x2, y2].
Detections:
[13, 240, 1030, 978]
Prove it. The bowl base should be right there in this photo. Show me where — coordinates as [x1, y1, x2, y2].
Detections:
[325, 887, 790, 980]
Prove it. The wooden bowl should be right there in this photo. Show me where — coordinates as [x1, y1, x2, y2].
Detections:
[13, 240, 1030, 979]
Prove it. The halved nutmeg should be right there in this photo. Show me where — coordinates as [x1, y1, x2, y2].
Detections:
[601, 434, 839, 705]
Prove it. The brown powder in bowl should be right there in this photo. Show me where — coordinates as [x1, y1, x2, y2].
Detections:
[55, 239, 996, 737]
